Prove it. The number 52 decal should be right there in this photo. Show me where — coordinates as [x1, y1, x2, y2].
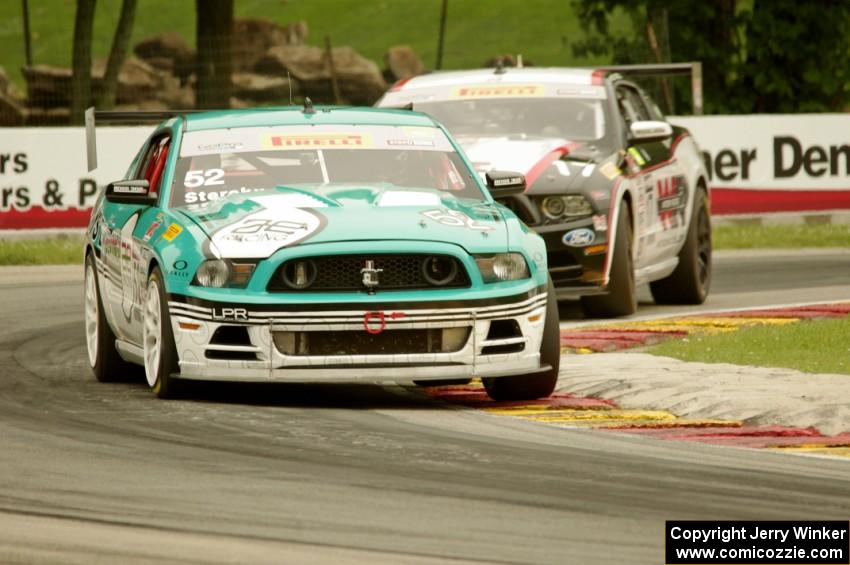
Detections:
[184, 169, 225, 188]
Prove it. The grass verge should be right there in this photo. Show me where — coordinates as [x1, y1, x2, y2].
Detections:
[648, 316, 850, 375]
[713, 223, 850, 249]
[0, 236, 84, 265]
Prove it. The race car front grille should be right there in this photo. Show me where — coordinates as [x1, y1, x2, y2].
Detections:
[273, 327, 471, 356]
[267, 254, 471, 292]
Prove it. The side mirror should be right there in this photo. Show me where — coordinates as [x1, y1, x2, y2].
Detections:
[629, 120, 673, 142]
[485, 170, 526, 198]
[105, 179, 157, 205]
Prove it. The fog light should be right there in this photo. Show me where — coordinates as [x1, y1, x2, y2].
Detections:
[273, 331, 308, 355]
[441, 327, 469, 352]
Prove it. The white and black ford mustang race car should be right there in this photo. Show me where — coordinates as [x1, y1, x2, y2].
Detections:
[378, 67, 711, 317]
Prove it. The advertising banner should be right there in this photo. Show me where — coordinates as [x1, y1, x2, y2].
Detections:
[671, 114, 850, 215]
[0, 127, 151, 229]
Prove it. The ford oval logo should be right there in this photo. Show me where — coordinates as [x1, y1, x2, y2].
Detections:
[562, 228, 595, 247]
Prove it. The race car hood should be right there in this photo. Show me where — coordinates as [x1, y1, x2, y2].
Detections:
[455, 134, 589, 191]
[175, 187, 508, 259]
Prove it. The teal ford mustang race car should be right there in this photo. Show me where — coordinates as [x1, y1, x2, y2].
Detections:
[84, 105, 560, 400]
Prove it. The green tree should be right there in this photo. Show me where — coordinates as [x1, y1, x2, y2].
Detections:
[572, 0, 850, 114]
[96, 0, 138, 109]
[196, 0, 233, 109]
[739, 0, 850, 113]
[70, 0, 96, 124]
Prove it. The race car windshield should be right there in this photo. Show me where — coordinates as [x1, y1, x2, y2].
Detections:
[415, 98, 609, 144]
[171, 125, 484, 207]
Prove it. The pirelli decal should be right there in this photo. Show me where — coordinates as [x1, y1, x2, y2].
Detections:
[452, 84, 544, 99]
[263, 134, 374, 150]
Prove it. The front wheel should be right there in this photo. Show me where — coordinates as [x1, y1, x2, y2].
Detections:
[580, 205, 636, 318]
[143, 266, 181, 398]
[85, 253, 134, 382]
[650, 189, 712, 304]
[483, 279, 560, 401]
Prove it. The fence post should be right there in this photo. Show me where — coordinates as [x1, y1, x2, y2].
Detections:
[324, 36, 342, 104]
[435, 0, 448, 70]
[21, 0, 33, 67]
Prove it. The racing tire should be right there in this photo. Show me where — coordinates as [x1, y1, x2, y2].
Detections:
[413, 379, 473, 387]
[482, 278, 560, 401]
[580, 205, 636, 318]
[85, 253, 135, 382]
[649, 188, 712, 305]
[143, 266, 182, 399]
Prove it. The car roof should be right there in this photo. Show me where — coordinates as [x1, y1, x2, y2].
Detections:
[180, 106, 439, 132]
[392, 67, 605, 90]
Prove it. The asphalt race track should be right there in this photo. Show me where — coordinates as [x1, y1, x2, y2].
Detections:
[1, 250, 849, 564]
[559, 248, 850, 324]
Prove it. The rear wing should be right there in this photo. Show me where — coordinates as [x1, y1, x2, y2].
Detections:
[594, 62, 703, 116]
[85, 107, 202, 172]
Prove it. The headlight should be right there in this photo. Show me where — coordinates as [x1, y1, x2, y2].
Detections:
[194, 259, 255, 288]
[475, 253, 530, 283]
[541, 196, 566, 219]
[539, 195, 593, 219]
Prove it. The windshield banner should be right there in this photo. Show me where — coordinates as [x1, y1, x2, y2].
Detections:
[182, 125, 453, 157]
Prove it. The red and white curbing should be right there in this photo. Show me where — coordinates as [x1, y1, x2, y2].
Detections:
[423, 303, 850, 459]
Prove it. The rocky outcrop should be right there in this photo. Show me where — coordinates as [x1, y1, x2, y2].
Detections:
[383, 45, 425, 83]
[134, 32, 196, 85]
[14, 17, 394, 123]
[91, 56, 175, 105]
[0, 65, 27, 125]
[256, 44, 386, 105]
[135, 31, 194, 61]
[112, 100, 171, 112]
[232, 72, 298, 104]
[26, 107, 70, 126]
[22, 65, 72, 108]
[22, 57, 188, 116]
[232, 18, 308, 72]
[0, 66, 9, 95]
